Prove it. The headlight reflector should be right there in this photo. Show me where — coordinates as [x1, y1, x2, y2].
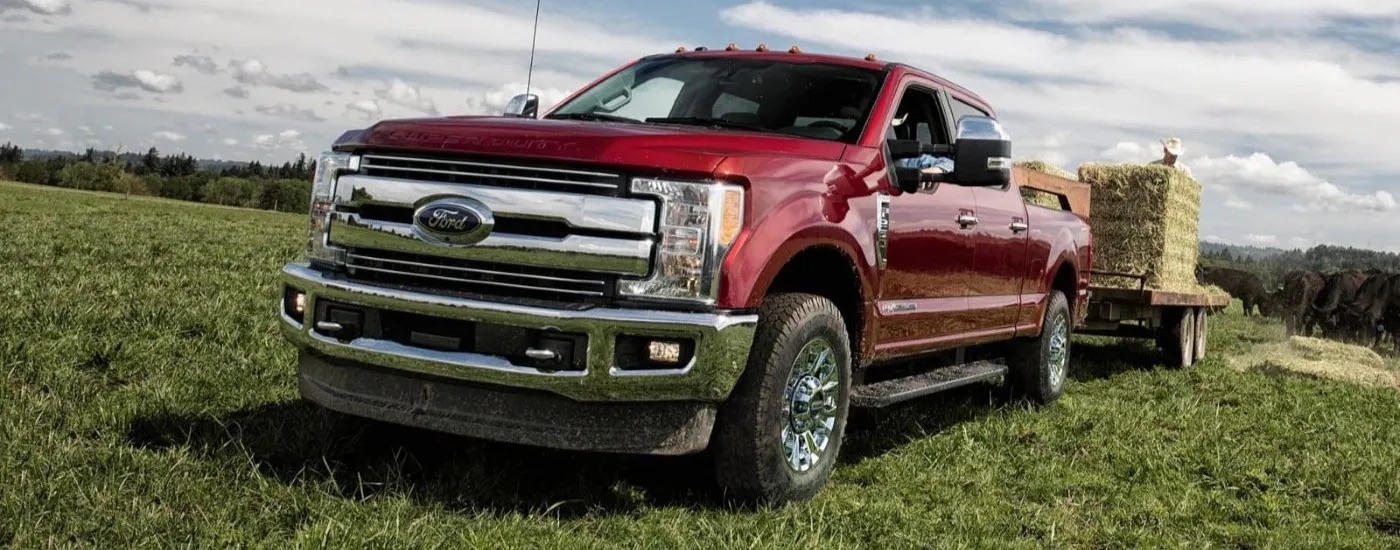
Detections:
[306, 151, 358, 264]
[622, 178, 745, 304]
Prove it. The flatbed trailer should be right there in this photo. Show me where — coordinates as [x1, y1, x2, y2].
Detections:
[1079, 270, 1231, 368]
[1019, 167, 1231, 368]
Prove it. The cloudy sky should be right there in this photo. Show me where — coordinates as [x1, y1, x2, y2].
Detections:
[0, 0, 1398, 251]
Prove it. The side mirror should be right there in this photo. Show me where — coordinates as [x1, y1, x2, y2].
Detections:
[503, 93, 540, 118]
[887, 138, 952, 194]
[950, 115, 1011, 187]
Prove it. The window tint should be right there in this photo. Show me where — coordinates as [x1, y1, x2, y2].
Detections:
[949, 97, 990, 125]
[888, 86, 948, 146]
[548, 57, 886, 143]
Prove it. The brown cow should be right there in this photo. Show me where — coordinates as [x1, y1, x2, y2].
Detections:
[1278, 269, 1324, 336]
[1199, 266, 1269, 316]
[1305, 269, 1368, 339]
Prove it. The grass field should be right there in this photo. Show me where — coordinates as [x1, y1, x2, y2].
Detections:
[3, 180, 1400, 548]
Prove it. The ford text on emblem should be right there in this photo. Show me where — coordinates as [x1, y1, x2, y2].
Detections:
[411, 196, 494, 245]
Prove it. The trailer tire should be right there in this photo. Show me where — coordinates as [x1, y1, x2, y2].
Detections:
[1006, 290, 1070, 406]
[711, 292, 852, 507]
[1157, 307, 1195, 369]
[1193, 307, 1208, 362]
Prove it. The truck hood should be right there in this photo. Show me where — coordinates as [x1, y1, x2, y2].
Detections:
[352, 116, 849, 175]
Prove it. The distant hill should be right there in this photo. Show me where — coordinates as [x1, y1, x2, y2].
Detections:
[22, 147, 250, 172]
[1199, 240, 1292, 261]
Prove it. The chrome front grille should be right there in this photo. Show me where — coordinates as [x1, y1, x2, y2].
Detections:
[359, 153, 624, 196]
[327, 152, 657, 306]
[344, 247, 614, 303]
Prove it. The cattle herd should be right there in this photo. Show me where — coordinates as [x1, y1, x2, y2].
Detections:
[1197, 265, 1400, 354]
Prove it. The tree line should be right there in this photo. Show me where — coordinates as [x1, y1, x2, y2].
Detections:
[0, 142, 314, 214]
[1201, 243, 1400, 289]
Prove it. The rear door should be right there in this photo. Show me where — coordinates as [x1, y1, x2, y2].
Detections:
[946, 94, 1032, 336]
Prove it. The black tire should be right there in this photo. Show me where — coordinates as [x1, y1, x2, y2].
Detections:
[1006, 290, 1071, 405]
[711, 292, 852, 506]
[1157, 307, 1195, 369]
[1193, 307, 1208, 362]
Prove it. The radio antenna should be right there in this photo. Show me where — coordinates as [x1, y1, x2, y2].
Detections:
[525, 0, 541, 97]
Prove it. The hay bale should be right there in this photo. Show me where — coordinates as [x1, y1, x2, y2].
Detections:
[1015, 160, 1072, 209]
[1228, 336, 1400, 390]
[1078, 162, 1202, 292]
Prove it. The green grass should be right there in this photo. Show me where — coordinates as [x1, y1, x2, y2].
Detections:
[4, 180, 1400, 548]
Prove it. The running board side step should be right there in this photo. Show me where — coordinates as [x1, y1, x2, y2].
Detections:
[851, 360, 1009, 408]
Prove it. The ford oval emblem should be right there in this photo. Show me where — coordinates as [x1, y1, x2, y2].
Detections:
[411, 197, 494, 245]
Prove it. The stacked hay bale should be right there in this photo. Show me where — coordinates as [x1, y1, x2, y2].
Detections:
[1077, 162, 1219, 295]
[1014, 160, 1072, 209]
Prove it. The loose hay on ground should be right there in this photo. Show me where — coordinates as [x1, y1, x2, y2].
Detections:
[1078, 162, 1202, 292]
[1015, 160, 1072, 209]
[1229, 336, 1400, 390]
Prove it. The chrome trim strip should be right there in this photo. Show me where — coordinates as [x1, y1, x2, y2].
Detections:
[364, 161, 618, 190]
[346, 252, 609, 287]
[307, 330, 590, 378]
[362, 153, 621, 181]
[279, 263, 760, 402]
[329, 212, 653, 275]
[335, 173, 655, 235]
[345, 263, 607, 297]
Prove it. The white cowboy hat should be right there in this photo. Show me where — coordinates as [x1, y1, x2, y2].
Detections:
[1162, 137, 1184, 155]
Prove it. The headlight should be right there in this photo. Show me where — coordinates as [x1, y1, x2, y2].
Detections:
[306, 151, 359, 265]
[621, 178, 745, 305]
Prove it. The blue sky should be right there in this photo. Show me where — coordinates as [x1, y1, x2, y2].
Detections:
[0, 0, 1398, 251]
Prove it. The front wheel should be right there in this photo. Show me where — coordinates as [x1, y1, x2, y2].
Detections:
[711, 292, 853, 506]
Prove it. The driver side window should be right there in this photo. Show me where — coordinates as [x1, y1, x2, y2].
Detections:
[890, 86, 949, 148]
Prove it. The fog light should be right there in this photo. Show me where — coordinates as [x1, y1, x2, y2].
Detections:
[293, 292, 306, 314]
[647, 340, 683, 364]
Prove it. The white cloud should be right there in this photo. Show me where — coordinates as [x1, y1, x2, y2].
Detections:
[44, 127, 62, 135]
[1244, 234, 1278, 245]
[152, 130, 185, 142]
[460, 82, 574, 116]
[374, 79, 437, 116]
[0, 0, 70, 16]
[220, 137, 237, 146]
[345, 99, 380, 120]
[1193, 153, 1395, 213]
[1224, 197, 1253, 210]
[1015, 0, 1400, 30]
[253, 129, 304, 152]
[0, 122, 11, 130]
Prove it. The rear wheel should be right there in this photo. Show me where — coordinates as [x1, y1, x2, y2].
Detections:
[1006, 290, 1071, 405]
[711, 292, 852, 506]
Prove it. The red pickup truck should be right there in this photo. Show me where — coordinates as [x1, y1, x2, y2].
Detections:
[279, 45, 1093, 505]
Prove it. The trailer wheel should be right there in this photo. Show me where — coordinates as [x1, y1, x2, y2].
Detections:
[711, 292, 852, 507]
[1157, 307, 1195, 369]
[1193, 307, 1208, 362]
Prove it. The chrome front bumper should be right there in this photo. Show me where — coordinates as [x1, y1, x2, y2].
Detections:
[278, 262, 759, 402]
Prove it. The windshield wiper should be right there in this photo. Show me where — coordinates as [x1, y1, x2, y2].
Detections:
[645, 117, 767, 132]
[545, 112, 640, 123]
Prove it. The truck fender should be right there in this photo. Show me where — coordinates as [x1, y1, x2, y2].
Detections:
[718, 191, 879, 313]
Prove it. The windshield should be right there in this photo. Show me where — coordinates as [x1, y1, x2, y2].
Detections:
[547, 56, 886, 143]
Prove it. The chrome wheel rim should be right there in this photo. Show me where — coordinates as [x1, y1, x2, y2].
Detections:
[781, 337, 840, 473]
[1046, 313, 1069, 389]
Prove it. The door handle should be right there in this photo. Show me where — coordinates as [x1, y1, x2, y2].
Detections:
[957, 213, 979, 227]
[1010, 221, 1029, 233]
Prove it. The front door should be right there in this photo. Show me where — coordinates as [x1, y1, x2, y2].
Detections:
[873, 81, 978, 359]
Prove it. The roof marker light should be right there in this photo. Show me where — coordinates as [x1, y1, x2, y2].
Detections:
[676, 46, 688, 53]
[756, 43, 769, 52]
[725, 43, 739, 51]
[789, 45, 802, 53]
[864, 53, 878, 61]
